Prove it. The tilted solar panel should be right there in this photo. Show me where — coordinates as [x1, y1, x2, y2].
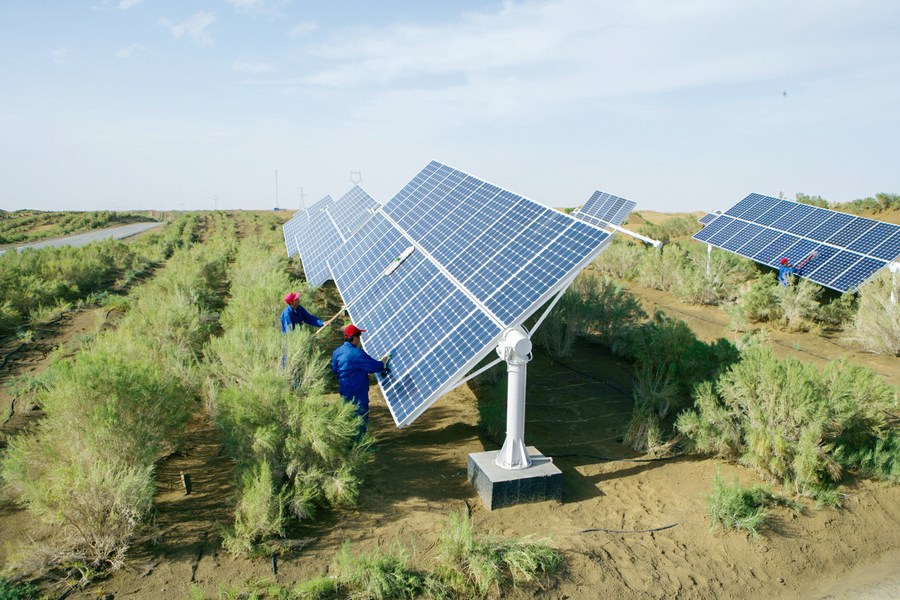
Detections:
[328, 161, 612, 427]
[693, 193, 900, 292]
[699, 212, 720, 225]
[292, 191, 381, 287]
[329, 186, 379, 240]
[572, 191, 636, 229]
[282, 211, 307, 258]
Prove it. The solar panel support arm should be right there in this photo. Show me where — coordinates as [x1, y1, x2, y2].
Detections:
[495, 326, 533, 470]
[607, 223, 663, 248]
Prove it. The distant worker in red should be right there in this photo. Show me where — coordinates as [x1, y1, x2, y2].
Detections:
[280, 292, 324, 333]
[777, 251, 818, 286]
[330, 324, 390, 434]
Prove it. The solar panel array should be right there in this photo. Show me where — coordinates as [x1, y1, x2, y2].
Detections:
[282, 210, 308, 258]
[289, 189, 379, 287]
[572, 191, 636, 229]
[693, 193, 900, 292]
[328, 161, 613, 426]
[699, 212, 720, 225]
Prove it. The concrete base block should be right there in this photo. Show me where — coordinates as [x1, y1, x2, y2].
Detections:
[467, 446, 562, 510]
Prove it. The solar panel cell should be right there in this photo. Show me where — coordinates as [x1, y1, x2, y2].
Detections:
[806, 212, 854, 240]
[806, 251, 860, 284]
[826, 218, 878, 247]
[754, 233, 800, 265]
[724, 194, 765, 218]
[735, 227, 780, 257]
[693, 215, 734, 242]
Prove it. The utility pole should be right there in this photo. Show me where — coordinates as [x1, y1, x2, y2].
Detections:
[275, 170, 279, 209]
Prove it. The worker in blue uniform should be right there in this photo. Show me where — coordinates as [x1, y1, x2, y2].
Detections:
[778, 257, 797, 286]
[280, 292, 324, 333]
[330, 324, 389, 434]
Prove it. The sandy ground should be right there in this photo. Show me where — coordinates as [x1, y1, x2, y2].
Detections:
[1, 280, 898, 599]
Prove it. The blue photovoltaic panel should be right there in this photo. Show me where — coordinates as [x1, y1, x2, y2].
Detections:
[572, 191, 636, 229]
[282, 211, 308, 258]
[292, 191, 381, 287]
[328, 161, 612, 427]
[692, 193, 900, 292]
[329, 186, 380, 239]
[699, 212, 720, 225]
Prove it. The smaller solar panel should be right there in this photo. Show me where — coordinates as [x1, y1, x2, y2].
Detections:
[693, 193, 900, 292]
[699, 212, 720, 225]
[572, 191, 636, 229]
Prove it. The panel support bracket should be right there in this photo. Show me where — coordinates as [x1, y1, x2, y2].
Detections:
[494, 326, 533, 470]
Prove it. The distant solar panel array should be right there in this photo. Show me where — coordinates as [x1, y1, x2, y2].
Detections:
[283, 161, 623, 427]
[698, 212, 720, 225]
[572, 191, 636, 229]
[693, 193, 900, 293]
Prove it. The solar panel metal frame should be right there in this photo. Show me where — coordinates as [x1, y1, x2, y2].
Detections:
[692, 193, 900, 292]
[328, 161, 612, 427]
[572, 190, 636, 229]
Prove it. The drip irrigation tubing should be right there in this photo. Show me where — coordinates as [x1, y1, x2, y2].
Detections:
[0, 343, 25, 372]
[553, 452, 680, 463]
[548, 357, 632, 397]
[578, 522, 680, 534]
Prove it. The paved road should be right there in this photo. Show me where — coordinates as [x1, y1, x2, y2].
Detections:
[0, 222, 164, 255]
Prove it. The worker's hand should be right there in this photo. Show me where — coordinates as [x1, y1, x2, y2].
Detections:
[380, 365, 392, 377]
[316, 318, 325, 327]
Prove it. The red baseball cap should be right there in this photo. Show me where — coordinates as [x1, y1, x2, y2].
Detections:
[343, 324, 367, 338]
[779, 257, 789, 265]
[284, 292, 300, 304]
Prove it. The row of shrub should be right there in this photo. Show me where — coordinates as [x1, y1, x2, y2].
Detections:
[0, 214, 236, 582]
[591, 237, 899, 356]
[202, 240, 371, 555]
[0, 213, 200, 338]
[532, 272, 898, 502]
[0, 210, 156, 245]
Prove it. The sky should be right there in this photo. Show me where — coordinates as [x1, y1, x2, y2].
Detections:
[1, 0, 899, 214]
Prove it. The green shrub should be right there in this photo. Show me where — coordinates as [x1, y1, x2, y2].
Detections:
[846, 270, 900, 356]
[332, 541, 426, 600]
[677, 346, 899, 496]
[706, 470, 769, 536]
[433, 511, 561, 598]
[775, 278, 822, 332]
[224, 461, 286, 555]
[0, 576, 41, 600]
[590, 238, 644, 280]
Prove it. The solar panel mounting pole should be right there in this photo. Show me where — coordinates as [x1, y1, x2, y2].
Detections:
[890, 261, 900, 305]
[495, 326, 533, 470]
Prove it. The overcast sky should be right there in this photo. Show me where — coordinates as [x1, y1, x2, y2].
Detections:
[2, 1, 899, 214]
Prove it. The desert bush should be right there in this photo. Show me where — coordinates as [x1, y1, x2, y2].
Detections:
[534, 273, 646, 359]
[433, 511, 561, 598]
[846, 270, 900, 356]
[205, 242, 370, 553]
[637, 215, 700, 244]
[223, 461, 286, 555]
[677, 346, 899, 496]
[706, 470, 770, 535]
[590, 238, 644, 279]
[775, 278, 822, 332]
[0, 576, 41, 600]
[332, 542, 427, 600]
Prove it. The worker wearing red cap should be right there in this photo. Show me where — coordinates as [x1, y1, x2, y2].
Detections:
[778, 257, 797, 286]
[280, 292, 324, 333]
[330, 324, 389, 433]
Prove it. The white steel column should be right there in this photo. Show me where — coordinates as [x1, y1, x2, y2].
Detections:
[495, 326, 533, 470]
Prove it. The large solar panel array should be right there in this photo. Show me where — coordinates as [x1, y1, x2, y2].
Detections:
[289, 189, 379, 287]
[328, 161, 613, 427]
[693, 193, 900, 292]
[572, 191, 636, 229]
[699, 212, 720, 225]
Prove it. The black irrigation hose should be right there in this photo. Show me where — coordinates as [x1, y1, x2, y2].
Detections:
[552, 452, 680, 463]
[0, 343, 25, 372]
[578, 522, 680, 534]
[547, 357, 632, 397]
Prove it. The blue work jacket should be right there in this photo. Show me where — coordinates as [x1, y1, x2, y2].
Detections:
[778, 265, 797, 286]
[331, 341, 385, 398]
[280, 304, 323, 333]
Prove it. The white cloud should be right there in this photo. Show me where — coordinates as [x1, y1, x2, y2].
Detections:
[115, 43, 145, 59]
[233, 59, 275, 74]
[160, 11, 217, 47]
[118, 0, 144, 8]
[227, 0, 289, 17]
[51, 47, 68, 65]
[289, 21, 317, 37]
